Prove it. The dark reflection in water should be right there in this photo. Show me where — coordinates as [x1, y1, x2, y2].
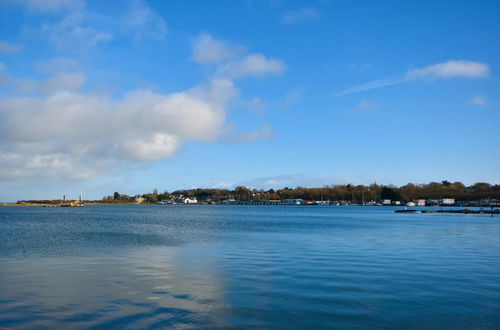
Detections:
[1, 205, 500, 329]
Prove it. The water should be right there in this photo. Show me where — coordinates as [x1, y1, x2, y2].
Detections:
[0, 205, 499, 329]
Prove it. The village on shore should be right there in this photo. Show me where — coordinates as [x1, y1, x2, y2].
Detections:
[12, 181, 500, 208]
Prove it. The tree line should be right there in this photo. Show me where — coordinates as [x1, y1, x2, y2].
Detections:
[106, 181, 500, 203]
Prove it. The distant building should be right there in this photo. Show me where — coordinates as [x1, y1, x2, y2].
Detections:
[440, 198, 455, 205]
[135, 196, 145, 204]
[392, 201, 401, 205]
[382, 199, 391, 205]
[183, 197, 198, 204]
[416, 199, 426, 206]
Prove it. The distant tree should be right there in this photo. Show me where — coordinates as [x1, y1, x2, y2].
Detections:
[157, 193, 170, 200]
[143, 193, 158, 203]
[115, 180, 500, 204]
[380, 186, 401, 201]
[473, 182, 491, 192]
[234, 186, 252, 200]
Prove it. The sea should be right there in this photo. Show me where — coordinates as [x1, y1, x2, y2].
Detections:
[0, 205, 499, 329]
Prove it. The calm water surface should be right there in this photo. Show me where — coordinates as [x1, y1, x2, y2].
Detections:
[0, 205, 499, 329]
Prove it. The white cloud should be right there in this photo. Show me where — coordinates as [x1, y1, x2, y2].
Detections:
[0, 41, 22, 54]
[468, 96, 488, 106]
[9, 0, 85, 12]
[124, 0, 167, 40]
[406, 60, 490, 80]
[0, 30, 286, 181]
[216, 54, 286, 79]
[43, 13, 113, 50]
[192, 32, 241, 64]
[192, 32, 287, 80]
[282, 7, 319, 24]
[335, 60, 490, 96]
[0, 76, 237, 180]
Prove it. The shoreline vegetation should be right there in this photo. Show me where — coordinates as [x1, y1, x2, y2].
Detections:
[4, 181, 500, 207]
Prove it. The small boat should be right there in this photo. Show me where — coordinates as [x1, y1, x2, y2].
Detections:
[395, 209, 417, 213]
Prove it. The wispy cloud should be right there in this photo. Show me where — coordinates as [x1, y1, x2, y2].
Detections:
[247, 97, 267, 113]
[335, 78, 405, 96]
[191, 32, 286, 80]
[215, 54, 286, 79]
[15, 0, 165, 51]
[37, 57, 78, 73]
[192, 32, 242, 64]
[9, 0, 85, 12]
[124, 0, 167, 40]
[221, 123, 274, 144]
[281, 88, 304, 109]
[0, 41, 22, 54]
[406, 60, 490, 80]
[468, 96, 488, 106]
[335, 60, 491, 96]
[347, 99, 376, 114]
[237, 123, 274, 143]
[239, 174, 339, 189]
[212, 181, 233, 189]
[282, 7, 319, 24]
[42, 13, 113, 50]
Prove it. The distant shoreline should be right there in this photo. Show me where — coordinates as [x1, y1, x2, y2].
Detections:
[0, 201, 136, 207]
[0, 203, 491, 208]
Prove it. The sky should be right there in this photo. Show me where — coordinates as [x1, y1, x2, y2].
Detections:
[0, 0, 499, 201]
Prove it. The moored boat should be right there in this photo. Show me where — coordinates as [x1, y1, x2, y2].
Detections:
[395, 209, 417, 213]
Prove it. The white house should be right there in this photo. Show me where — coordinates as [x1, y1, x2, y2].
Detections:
[382, 199, 391, 205]
[183, 197, 198, 204]
[440, 198, 455, 205]
[417, 199, 426, 206]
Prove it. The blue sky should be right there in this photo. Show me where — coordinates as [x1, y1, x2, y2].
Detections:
[0, 0, 499, 201]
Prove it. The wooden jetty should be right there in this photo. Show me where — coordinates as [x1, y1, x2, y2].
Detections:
[397, 209, 500, 215]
